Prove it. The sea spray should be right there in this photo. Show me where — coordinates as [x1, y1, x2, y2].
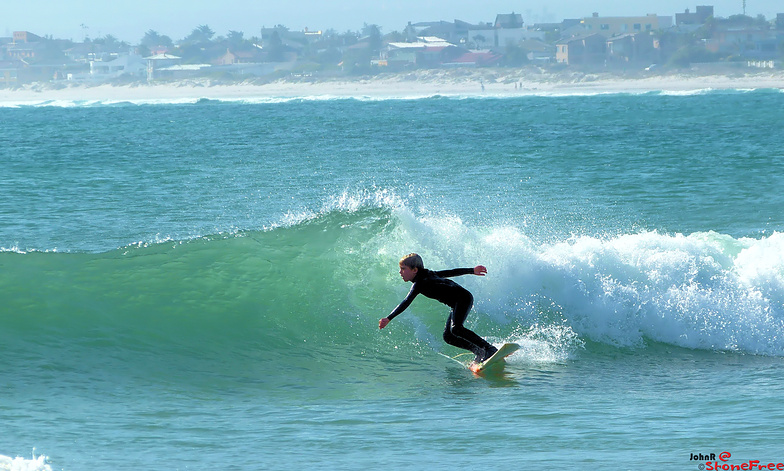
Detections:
[474, 228, 784, 354]
[0, 451, 51, 471]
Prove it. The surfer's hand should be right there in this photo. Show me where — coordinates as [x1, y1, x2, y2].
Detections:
[474, 265, 487, 276]
[379, 318, 390, 329]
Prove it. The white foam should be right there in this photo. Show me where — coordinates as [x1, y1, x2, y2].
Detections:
[506, 323, 585, 364]
[0, 451, 52, 471]
[2, 85, 775, 108]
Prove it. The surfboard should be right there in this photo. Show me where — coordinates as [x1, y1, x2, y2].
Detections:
[469, 342, 520, 373]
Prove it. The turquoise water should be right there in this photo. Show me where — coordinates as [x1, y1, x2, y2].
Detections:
[2, 89, 784, 470]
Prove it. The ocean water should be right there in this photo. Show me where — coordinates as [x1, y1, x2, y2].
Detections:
[2, 88, 784, 470]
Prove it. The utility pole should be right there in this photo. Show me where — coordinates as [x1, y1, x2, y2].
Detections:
[742, 0, 747, 15]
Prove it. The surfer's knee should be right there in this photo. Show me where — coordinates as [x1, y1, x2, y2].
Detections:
[449, 324, 466, 338]
[443, 323, 462, 344]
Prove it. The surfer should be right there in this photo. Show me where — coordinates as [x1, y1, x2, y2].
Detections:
[379, 253, 498, 363]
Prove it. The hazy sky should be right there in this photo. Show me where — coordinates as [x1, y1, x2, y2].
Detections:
[4, 0, 781, 43]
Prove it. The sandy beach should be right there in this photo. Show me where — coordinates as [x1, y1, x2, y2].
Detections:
[1, 68, 782, 104]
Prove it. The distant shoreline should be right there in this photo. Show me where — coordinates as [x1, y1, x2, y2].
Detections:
[1, 68, 782, 104]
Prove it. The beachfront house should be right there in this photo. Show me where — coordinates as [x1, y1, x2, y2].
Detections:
[404, 20, 474, 44]
[606, 32, 660, 65]
[676, 5, 715, 31]
[1, 31, 89, 83]
[6, 32, 46, 62]
[467, 13, 545, 49]
[520, 39, 557, 63]
[0, 59, 21, 85]
[705, 24, 780, 60]
[209, 47, 282, 76]
[384, 37, 466, 69]
[579, 12, 673, 36]
[90, 54, 147, 80]
[442, 50, 503, 67]
[556, 33, 607, 66]
[214, 48, 265, 66]
[145, 53, 194, 81]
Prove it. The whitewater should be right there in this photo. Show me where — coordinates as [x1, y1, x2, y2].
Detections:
[1, 89, 783, 470]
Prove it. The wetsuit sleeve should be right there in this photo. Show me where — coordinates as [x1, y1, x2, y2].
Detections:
[387, 283, 419, 321]
[433, 268, 474, 278]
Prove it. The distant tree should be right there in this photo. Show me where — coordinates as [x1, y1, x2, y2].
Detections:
[227, 30, 245, 48]
[339, 30, 360, 47]
[314, 46, 342, 65]
[175, 26, 216, 64]
[385, 30, 405, 42]
[666, 44, 720, 67]
[141, 30, 161, 47]
[342, 46, 373, 75]
[93, 34, 129, 52]
[184, 25, 215, 45]
[714, 14, 769, 30]
[29, 38, 67, 64]
[141, 30, 173, 49]
[266, 30, 285, 61]
[657, 29, 700, 63]
[362, 23, 383, 56]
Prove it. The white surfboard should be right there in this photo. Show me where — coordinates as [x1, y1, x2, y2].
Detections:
[469, 342, 520, 373]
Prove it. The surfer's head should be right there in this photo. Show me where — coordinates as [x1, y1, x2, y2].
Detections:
[399, 253, 423, 282]
[399, 253, 424, 270]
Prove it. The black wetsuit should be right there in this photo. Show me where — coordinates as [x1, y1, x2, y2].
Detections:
[387, 268, 494, 358]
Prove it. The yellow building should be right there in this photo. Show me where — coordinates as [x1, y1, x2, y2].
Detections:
[580, 13, 672, 36]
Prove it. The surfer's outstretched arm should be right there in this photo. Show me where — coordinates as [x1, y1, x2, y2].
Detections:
[380, 284, 418, 329]
[434, 265, 487, 278]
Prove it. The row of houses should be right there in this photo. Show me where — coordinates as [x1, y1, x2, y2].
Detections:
[400, 8, 783, 68]
[2, 8, 783, 85]
[0, 30, 288, 84]
[557, 9, 784, 67]
[383, 8, 783, 70]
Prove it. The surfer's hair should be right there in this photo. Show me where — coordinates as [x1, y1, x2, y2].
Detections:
[399, 253, 424, 270]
